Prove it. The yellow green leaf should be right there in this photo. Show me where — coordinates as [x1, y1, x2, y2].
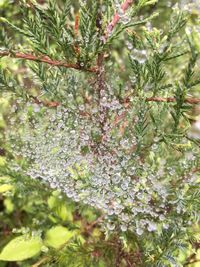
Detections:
[4, 198, 14, 214]
[0, 235, 42, 261]
[44, 226, 76, 249]
[0, 184, 13, 193]
[0, 176, 11, 181]
[48, 195, 73, 222]
[0, 0, 8, 7]
[0, 157, 6, 166]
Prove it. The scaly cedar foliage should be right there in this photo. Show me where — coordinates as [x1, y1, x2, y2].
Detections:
[0, 0, 200, 266]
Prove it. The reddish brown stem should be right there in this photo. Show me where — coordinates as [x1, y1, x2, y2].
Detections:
[85, 214, 104, 232]
[30, 96, 200, 109]
[1, 1, 134, 71]
[146, 96, 200, 104]
[0, 51, 97, 73]
[74, 12, 81, 55]
[106, 0, 134, 36]
[74, 13, 80, 37]
[30, 96, 60, 108]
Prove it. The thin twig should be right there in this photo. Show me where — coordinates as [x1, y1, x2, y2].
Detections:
[146, 96, 200, 104]
[0, 51, 97, 73]
[30, 95, 200, 110]
[184, 257, 200, 266]
[32, 256, 49, 267]
[115, 239, 123, 267]
[85, 214, 105, 232]
[74, 12, 81, 56]
[96, 2, 109, 143]
[74, 13, 80, 37]
[30, 95, 60, 107]
[106, 0, 134, 37]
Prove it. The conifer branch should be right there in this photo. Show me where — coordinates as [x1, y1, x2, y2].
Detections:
[0, 51, 98, 73]
[74, 12, 81, 56]
[106, 0, 134, 36]
[146, 96, 200, 104]
[74, 13, 80, 37]
[30, 96, 200, 108]
[30, 96, 60, 107]
[1, 1, 200, 266]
